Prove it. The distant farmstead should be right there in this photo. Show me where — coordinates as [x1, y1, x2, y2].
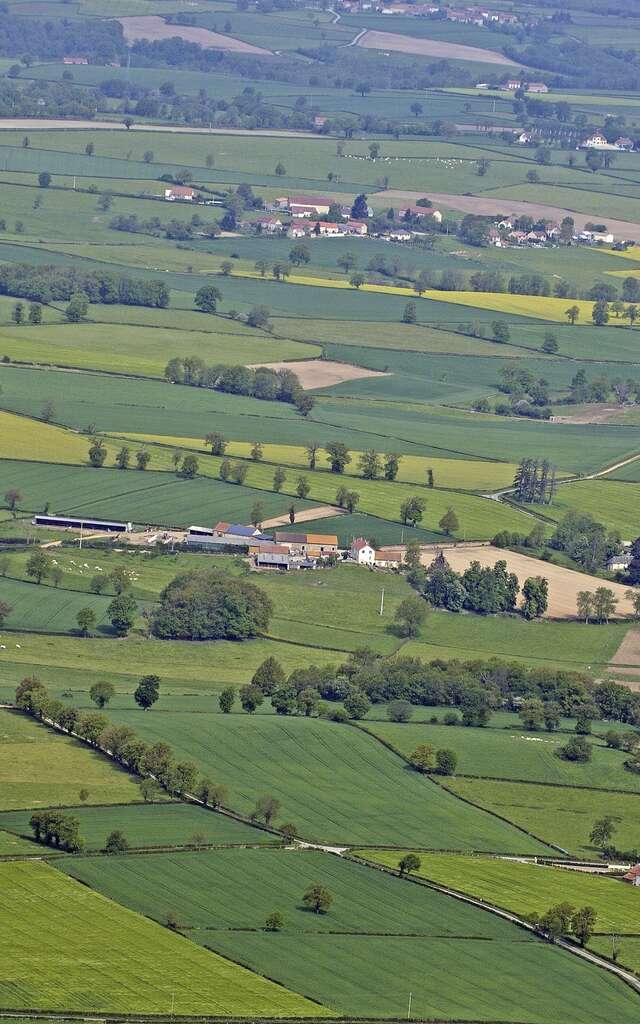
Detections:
[164, 186, 197, 201]
[63, 56, 88, 65]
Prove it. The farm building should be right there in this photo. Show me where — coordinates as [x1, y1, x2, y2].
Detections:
[187, 523, 272, 549]
[351, 538, 375, 565]
[274, 531, 338, 557]
[32, 514, 132, 533]
[164, 186, 197, 201]
[623, 865, 640, 886]
[607, 553, 632, 571]
[63, 55, 88, 65]
[374, 549, 403, 568]
[254, 215, 284, 233]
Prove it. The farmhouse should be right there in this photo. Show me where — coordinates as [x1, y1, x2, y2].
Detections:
[311, 221, 343, 236]
[285, 196, 333, 218]
[623, 864, 640, 886]
[164, 186, 197, 201]
[350, 538, 375, 565]
[526, 82, 549, 94]
[254, 215, 284, 233]
[607, 552, 632, 571]
[63, 55, 88, 65]
[346, 220, 369, 235]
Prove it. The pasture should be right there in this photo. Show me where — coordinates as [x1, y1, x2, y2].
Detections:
[528, 479, 640, 534]
[357, 851, 640, 935]
[99, 709, 552, 852]
[442, 778, 640, 856]
[1, 860, 324, 1015]
[0, 801, 271, 851]
[363, 719, 639, 793]
[0, 576, 116, 634]
[0, 709, 144, 810]
[58, 846, 640, 1022]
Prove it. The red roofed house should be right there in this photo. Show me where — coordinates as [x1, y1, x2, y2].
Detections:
[350, 538, 375, 565]
[310, 221, 343, 236]
[623, 864, 640, 886]
[164, 185, 197, 201]
[346, 220, 368, 235]
[255, 214, 284, 233]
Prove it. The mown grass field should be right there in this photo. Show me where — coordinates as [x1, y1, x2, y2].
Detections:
[99, 710, 552, 852]
[441, 778, 640, 856]
[0, 828, 40, 856]
[58, 846, 640, 1022]
[2, 860, 325, 1015]
[356, 851, 640, 934]
[0, 709, 144, 810]
[0, 801, 271, 851]
[363, 720, 638, 793]
[525, 479, 640, 534]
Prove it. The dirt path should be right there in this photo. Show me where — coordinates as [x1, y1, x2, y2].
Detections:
[246, 359, 391, 390]
[377, 190, 640, 242]
[260, 505, 345, 528]
[356, 29, 520, 65]
[422, 544, 635, 619]
[118, 15, 272, 55]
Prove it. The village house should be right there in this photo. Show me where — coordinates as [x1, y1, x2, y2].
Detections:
[607, 552, 632, 571]
[345, 220, 368, 235]
[374, 549, 404, 568]
[399, 205, 442, 224]
[350, 538, 375, 565]
[615, 136, 635, 151]
[164, 185, 197, 201]
[383, 229, 413, 242]
[254, 214, 284, 233]
[526, 82, 549, 94]
[580, 134, 620, 150]
[283, 195, 334, 218]
[63, 55, 88, 65]
[313, 115, 328, 130]
[506, 79, 522, 91]
[309, 221, 344, 236]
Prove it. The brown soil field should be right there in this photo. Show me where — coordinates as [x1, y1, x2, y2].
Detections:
[118, 16, 272, 55]
[246, 359, 391, 390]
[421, 544, 634, 619]
[357, 30, 519, 65]
[552, 405, 627, 425]
[261, 505, 345, 528]
[376, 190, 640, 242]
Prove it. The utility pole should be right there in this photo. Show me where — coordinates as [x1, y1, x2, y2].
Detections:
[79, 521, 83, 550]
[379, 587, 384, 616]
[407, 992, 412, 1019]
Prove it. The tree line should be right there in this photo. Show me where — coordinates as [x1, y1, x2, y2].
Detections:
[0, 264, 169, 308]
[164, 357, 312, 414]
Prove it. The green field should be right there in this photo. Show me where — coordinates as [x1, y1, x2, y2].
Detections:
[0, 828, 41, 856]
[0, 801, 272, 851]
[357, 851, 640, 935]
[0, 709, 144, 810]
[98, 710, 552, 852]
[2, 860, 325, 1015]
[58, 846, 640, 1022]
[442, 778, 640, 856]
[527, 479, 640, 535]
[363, 720, 639, 793]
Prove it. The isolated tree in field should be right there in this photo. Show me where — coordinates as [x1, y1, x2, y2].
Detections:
[181, 454, 199, 478]
[77, 607, 97, 637]
[136, 449, 151, 470]
[410, 101, 423, 117]
[398, 853, 421, 876]
[115, 446, 130, 470]
[589, 816, 616, 850]
[50, 566, 63, 588]
[12, 301, 24, 324]
[325, 441, 351, 474]
[255, 258, 268, 277]
[89, 680, 115, 708]
[476, 158, 490, 177]
[409, 744, 435, 773]
[4, 488, 22, 515]
[273, 466, 286, 492]
[576, 591, 595, 623]
[38, 171, 51, 188]
[394, 595, 427, 638]
[195, 285, 222, 313]
[109, 567, 131, 595]
[240, 684, 264, 714]
[572, 906, 597, 946]
[439, 508, 459, 534]
[88, 439, 107, 467]
[230, 462, 248, 484]
[295, 476, 310, 499]
[349, 272, 366, 289]
[135, 674, 160, 710]
[220, 260, 233, 277]
[251, 502, 266, 529]
[289, 243, 310, 266]
[387, 700, 413, 723]
[172, 449, 182, 471]
[400, 496, 426, 526]
[435, 748, 457, 775]
[104, 830, 129, 854]
[565, 305, 580, 325]
[625, 304, 638, 328]
[0, 600, 12, 627]
[402, 301, 417, 324]
[305, 442, 321, 470]
[303, 884, 333, 914]
[219, 687, 235, 713]
[65, 291, 88, 322]
[592, 300, 609, 327]
[521, 576, 548, 619]
[558, 735, 592, 762]
[593, 586, 617, 623]
[275, 161, 286, 176]
[26, 549, 51, 584]
[253, 795, 281, 826]
[542, 331, 558, 354]
[265, 911, 284, 931]
[492, 320, 510, 344]
[384, 453, 401, 481]
[337, 252, 357, 274]
[359, 449, 381, 480]
[427, 468, 434, 488]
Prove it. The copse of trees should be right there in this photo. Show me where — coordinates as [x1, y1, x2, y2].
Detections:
[408, 552, 531, 617]
[164, 357, 311, 413]
[151, 568, 272, 640]
[0, 264, 169, 308]
[550, 510, 621, 573]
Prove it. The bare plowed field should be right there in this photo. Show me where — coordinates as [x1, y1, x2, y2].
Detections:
[357, 30, 519, 66]
[246, 359, 390, 390]
[422, 544, 634, 619]
[118, 16, 272, 55]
